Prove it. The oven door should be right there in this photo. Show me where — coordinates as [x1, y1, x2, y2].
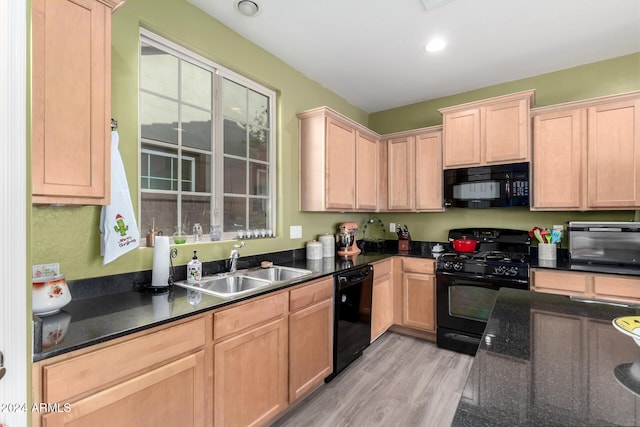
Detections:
[436, 271, 528, 355]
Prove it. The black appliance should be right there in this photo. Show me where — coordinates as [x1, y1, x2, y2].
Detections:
[326, 264, 373, 382]
[436, 228, 530, 355]
[443, 162, 530, 208]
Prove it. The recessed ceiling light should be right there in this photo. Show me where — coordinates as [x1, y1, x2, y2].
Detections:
[425, 38, 446, 53]
[236, 0, 260, 17]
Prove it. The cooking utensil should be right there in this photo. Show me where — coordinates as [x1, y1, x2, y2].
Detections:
[533, 229, 543, 243]
[551, 229, 562, 244]
[450, 236, 479, 252]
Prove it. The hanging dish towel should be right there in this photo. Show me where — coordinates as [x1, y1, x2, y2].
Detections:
[100, 130, 140, 265]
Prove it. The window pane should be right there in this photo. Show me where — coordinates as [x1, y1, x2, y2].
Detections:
[249, 162, 268, 196]
[249, 199, 269, 229]
[181, 195, 211, 233]
[140, 192, 178, 237]
[248, 89, 269, 127]
[249, 126, 268, 161]
[141, 144, 179, 191]
[181, 61, 211, 109]
[222, 78, 247, 122]
[224, 196, 246, 232]
[140, 43, 178, 99]
[224, 157, 246, 194]
[223, 118, 246, 157]
[182, 105, 212, 150]
[140, 92, 179, 144]
[182, 151, 211, 193]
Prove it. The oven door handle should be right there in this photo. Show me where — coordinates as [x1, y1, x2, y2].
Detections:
[436, 271, 529, 287]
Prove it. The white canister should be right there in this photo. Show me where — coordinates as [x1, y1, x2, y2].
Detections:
[32, 275, 72, 316]
[318, 233, 335, 257]
[306, 240, 323, 260]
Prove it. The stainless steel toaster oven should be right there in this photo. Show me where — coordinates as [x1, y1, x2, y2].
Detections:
[569, 221, 640, 266]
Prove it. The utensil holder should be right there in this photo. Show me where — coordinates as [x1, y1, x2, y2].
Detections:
[538, 243, 557, 261]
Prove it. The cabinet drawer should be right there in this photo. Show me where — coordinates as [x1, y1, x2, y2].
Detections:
[373, 259, 392, 277]
[593, 274, 640, 302]
[290, 277, 333, 312]
[42, 316, 207, 403]
[532, 269, 588, 295]
[214, 292, 288, 341]
[402, 257, 435, 274]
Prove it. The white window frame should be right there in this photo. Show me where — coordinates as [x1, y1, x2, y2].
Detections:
[139, 29, 276, 242]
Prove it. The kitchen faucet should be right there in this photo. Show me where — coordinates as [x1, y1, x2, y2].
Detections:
[229, 241, 245, 273]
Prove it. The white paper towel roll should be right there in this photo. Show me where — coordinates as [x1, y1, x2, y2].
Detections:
[151, 236, 170, 287]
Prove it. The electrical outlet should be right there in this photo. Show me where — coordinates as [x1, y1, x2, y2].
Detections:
[553, 224, 564, 232]
[390, 222, 396, 233]
[289, 225, 302, 239]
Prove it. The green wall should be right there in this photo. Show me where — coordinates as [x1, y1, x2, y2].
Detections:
[30, 0, 640, 280]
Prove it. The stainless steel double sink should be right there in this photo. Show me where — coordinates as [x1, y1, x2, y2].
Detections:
[173, 265, 314, 298]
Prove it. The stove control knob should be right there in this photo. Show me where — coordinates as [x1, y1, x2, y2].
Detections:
[508, 267, 519, 277]
[442, 261, 452, 270]
[453, 262, 463, 271]
[493, 266, 506, 276]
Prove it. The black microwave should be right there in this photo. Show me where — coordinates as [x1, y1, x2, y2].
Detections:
[443, 162, 530, 208]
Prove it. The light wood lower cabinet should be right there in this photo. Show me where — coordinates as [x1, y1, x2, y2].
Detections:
[532, 268, 640, 304]
[401, 258, 436, 332]
[32, 316, 209, 427]
[371, 258, 393, 341]
[213, 292, 289, 427]
[289, 277, 334, 402]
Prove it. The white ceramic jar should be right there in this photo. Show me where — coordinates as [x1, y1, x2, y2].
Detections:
[306, 240, 323, 260]
[32, 275, 72, 316]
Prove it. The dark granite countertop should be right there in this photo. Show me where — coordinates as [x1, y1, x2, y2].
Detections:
[452, 288, 640, 426]
[33, 250, 398, 362]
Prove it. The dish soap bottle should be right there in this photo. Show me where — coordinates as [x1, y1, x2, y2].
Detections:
[187, 250, 202, 283]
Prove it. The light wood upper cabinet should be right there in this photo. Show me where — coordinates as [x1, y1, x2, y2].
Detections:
[532, 92, 640, 210]
[32, 0, 116, 205]
[532, 108, 585, 209]
[385, 127, 444, 212]
[298, 107, 380, 212]
[587, 98, 640, 208]
[356, 131, 379, 210]
[439, 90, 535, 169]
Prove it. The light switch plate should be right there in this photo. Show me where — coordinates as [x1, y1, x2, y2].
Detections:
[390, 223, 396, 233]
[290, 225, 302, 239]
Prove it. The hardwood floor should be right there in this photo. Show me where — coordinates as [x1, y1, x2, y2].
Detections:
[271, 332, 474, 427]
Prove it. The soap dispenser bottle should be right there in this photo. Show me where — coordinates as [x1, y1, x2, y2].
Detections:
[187, 250, 202, 283]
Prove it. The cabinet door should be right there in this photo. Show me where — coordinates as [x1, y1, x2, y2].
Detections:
[41, 351, 206, 427]
[402, 272, 435, 331]
[443, 108, 481, 168]
[371, 271, 394, 341]
[355, 131, 379, 210]
[32, 0, 112, 205]
[532, 109, 585, 209]
[587, 99, 640, 208]
[289, 298, 333, 402]
[587, 320, 640, 425]
[532, 312, 584, 415]
[415, 131, 443, 211]
[325, 117, 356, 210]
[592, 274, 640, 304]
[214, 317, 288, 427]
[387, 136, 414, 210]
[484, 98, 530, 164]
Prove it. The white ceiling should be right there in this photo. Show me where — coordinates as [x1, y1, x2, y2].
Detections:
[189, 0, 640, 113]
